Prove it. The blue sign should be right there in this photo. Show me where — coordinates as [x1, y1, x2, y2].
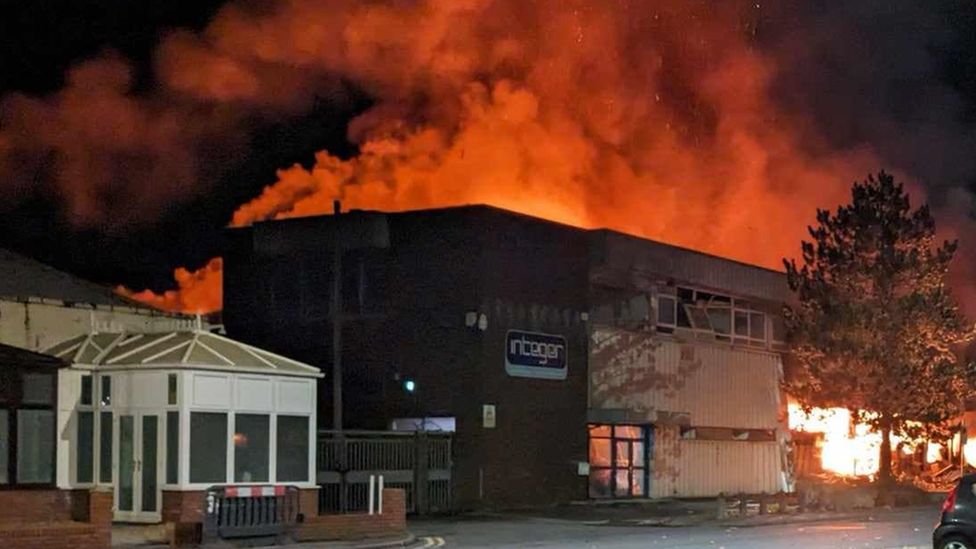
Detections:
[505, 330, 568, 380]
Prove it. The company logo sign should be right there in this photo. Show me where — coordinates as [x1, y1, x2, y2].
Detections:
[505, 330, 568, 380]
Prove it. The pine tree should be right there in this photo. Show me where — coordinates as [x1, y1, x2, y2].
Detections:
[784, 171, 976, 484]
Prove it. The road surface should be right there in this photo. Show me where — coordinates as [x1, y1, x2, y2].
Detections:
[411, 507, 938, 548]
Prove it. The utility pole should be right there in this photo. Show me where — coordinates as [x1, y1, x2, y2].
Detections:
[332, 199, 343, 432]
[331, 200, 346, 512]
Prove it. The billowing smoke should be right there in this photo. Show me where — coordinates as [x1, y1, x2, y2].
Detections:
[4, 1, 976, 314]
[0, 53, 247, 227]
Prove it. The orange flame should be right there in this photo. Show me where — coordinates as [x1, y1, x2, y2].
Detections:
[117, 257, 223, 314]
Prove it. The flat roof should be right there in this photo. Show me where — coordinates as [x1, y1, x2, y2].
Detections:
[241, 204, 784, 276]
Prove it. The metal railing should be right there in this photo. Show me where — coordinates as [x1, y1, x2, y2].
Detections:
[317, 430, 453, 515]
[202, 485, 300, 543]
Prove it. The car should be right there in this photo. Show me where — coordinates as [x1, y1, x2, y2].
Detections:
[935, 474, 976, 549]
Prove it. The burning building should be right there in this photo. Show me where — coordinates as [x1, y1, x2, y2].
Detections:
[222, 204, 794, 507]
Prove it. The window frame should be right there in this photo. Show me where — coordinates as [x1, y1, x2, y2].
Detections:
[233, 413, 271, 483]
[96, 373, 114, 486]
[275, 415, 311, 483]
[587, 424, 649, 499]
[655, 294, 677, 331]
[656, 286, 772, 348]
[188, 411, 229, 485]
[0, 365, 58, 490]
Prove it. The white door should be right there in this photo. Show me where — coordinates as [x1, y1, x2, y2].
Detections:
[114, 413, 161, 522]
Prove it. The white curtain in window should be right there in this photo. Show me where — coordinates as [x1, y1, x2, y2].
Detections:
[17, 410, 54, 483]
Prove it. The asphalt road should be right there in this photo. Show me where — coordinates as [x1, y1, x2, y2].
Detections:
[411, 507, 939, 549]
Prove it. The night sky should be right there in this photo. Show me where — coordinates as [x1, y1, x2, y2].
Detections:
[2, 1, 976, 293]
[0, 0, 368, 290]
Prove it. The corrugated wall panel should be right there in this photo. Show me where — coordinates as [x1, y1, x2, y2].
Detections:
[651, 425, 783, 497]
[593, 232, 790, 303]
[591, 330, 782, 429]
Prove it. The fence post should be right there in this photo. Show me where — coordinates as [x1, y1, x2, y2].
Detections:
[369, 475, 376, 515]
[339, 436, 348, 513]
[415, 431, 430, 514]
[379, 475, 385, 514]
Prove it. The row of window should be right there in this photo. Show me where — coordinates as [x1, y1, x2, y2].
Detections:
[657, 287, 784, 346]
[76, 411, 309, 485]
[190, 412, 309, 484]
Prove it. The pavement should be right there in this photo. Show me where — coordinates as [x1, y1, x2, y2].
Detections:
[408, 505, 941, 548]
[111, 502, 943, 548]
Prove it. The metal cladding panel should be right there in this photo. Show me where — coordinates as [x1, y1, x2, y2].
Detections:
[590, 231, 789, 303]
[652, 426, 783, 497]
[251, 212, 390, 255]
[591, 331, 782, 429]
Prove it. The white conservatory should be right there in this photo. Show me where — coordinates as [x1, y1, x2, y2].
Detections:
[45, 328, 322, 523]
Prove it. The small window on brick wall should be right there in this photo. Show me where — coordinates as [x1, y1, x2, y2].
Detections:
[1, 368, 57, 488]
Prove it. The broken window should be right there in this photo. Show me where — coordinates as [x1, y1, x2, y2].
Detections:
[657, 295, 676, 327]
[663, 286, 770, 347]
[686, 305, 711, 331]
[706, 307, 731, 335]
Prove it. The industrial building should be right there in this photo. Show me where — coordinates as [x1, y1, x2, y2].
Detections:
[222, 205, 792, 509]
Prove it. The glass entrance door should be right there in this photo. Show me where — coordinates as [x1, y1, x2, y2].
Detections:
[588, 424, 651, 498]
[115, 414, 160, 522]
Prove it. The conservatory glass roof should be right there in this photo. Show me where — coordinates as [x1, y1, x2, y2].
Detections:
[45, 330, 321, 378]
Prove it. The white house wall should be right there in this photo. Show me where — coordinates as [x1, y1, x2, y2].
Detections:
[276, 379, 315, 414]
[590, 329, 783, 429]
[0, 299, 179, 351]
[189, 373, 232, 409]
[56, 368, 84, 489]
[236, 377, 274, 412]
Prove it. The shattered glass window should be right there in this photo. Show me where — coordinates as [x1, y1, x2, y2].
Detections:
[657, 295, 676, 326]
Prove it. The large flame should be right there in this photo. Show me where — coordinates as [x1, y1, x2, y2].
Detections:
[117, 258, 222, 314]
[116, 1, 890, 313]
[788, 402, 976, 477]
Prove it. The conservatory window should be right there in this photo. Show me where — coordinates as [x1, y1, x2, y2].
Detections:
[77, 411, 94, 484]
[234, 414, 269, 483]
[100, 376, 112, 406]
[99, 412, 113, 483]
[276, 416, 309, 482]
[190, 412, 227, 483]
[166, 412, 179, 484]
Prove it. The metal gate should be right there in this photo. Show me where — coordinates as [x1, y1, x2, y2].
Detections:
[317, 430, 453, 515]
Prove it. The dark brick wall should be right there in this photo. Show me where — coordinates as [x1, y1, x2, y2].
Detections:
[223, 206, 591, 509]
[297, 488, 407, 542]
[0, 489, 112, 549]
[0, 489, 73, 523]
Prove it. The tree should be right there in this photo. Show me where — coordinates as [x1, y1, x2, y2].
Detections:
[784, 171, 976, 485]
